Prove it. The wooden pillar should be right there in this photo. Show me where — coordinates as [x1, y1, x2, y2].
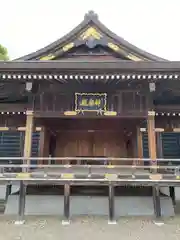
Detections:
[38, 126, 45, 164]
[15, 181, 26, 225]
[148, 112, 161, 217]
[152, 185, 161, 218]
[43, 128, 50, 164]
[63, 183, 70, 225]
[136, 127, 143, 165]
[147, 111, 157, 164]
[108, 184, 116, 224]
[23, 110, 34, 166]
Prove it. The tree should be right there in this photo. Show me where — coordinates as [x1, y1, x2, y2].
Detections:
[0, 44, 9, 60]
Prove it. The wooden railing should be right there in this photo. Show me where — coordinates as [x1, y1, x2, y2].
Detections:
[0, 157, 180, 224]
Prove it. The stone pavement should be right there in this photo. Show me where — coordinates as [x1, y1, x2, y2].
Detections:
[0, 216, 180, 240]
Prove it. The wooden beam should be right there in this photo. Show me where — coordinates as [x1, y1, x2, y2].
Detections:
[23, 111, 34, 165]
[140, 128, 164, 132]
[34, 111, 146, 118]
[155, 128, 164, 132]
[173, 128, 180, 132]
[0, 127, 41, 131]
[0, 127, 9, 131]
[140, 127, 180, 133]
[0, 103, 28, 112]
[147, 111, 157, 164]
[18, 127, 42, 131]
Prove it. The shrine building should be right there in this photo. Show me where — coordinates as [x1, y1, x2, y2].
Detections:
[0, 11, 180, 169]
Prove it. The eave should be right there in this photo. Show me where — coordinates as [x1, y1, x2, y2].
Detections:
[15, 11, 167, 62]
[0, 60, 179, 87]
[0, 60, 179, 73]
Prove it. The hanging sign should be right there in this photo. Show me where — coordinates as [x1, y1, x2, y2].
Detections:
[75, 93, 107, 112]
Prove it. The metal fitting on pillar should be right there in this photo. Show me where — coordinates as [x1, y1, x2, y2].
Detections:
[26, 110, 34, 116]
[148, 111, 155, 116]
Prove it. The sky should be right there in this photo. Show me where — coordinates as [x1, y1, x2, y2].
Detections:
[1, 0, 180, 60]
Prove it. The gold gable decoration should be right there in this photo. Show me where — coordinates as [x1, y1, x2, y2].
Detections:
[79, 27, 102, 40]
[107, 42, 120, 52]
[40, 54, 55, 60]
[127, 53, 143, 61]
[62, 42, 75, 52]
[108, 43, 144, 61]
[39, 42, 74, 60]
[107, 42, 128, 56]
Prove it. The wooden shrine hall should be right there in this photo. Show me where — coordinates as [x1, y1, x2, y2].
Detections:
[1, 11, 180, 166]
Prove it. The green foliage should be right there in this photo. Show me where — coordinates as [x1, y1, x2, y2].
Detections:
[0, 44, 9, 60]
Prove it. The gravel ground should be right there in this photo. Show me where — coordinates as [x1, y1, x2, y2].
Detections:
[0, 216, 180, 240]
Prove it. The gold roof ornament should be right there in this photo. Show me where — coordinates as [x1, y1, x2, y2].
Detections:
[79, 27, 102, 40]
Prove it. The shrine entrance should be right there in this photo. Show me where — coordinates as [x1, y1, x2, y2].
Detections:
[42, 118, 141, 165]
